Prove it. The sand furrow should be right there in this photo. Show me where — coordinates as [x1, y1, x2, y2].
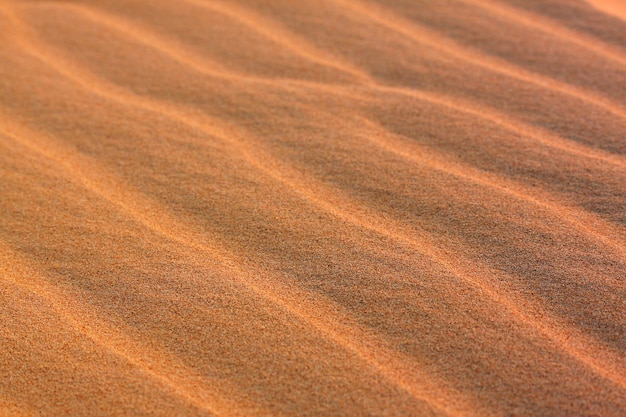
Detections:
[380, 85, 626, 170]
[227, 147, 626, 391]
[0, 116, 466, 417]
[460, 0, 626, 68]
[333, 0, 626, 120]
[16, 0, 626, 170]
[11, 0, 626, 245]
[352, 113, 626, 261]
[33, 0, 370, 85]
[0, 243, 232, 417]
[180, 0, 372, 83]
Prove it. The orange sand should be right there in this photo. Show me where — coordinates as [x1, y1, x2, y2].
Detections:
[587, 0, 626, 21]
[1, 0, 625, 416]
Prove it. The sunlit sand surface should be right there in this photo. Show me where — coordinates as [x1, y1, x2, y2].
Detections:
[1, 0, 625, 415]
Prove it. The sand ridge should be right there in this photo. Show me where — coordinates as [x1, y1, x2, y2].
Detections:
[1, 0, 625, 416]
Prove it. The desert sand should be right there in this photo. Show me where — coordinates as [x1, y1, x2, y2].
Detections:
[0, 0, 625, 415]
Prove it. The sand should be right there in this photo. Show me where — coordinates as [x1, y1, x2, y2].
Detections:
[0, 0, 625, 415]
[587, 0, 626, 21]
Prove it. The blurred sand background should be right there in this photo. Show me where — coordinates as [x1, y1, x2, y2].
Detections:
[0, 0, 625, 415]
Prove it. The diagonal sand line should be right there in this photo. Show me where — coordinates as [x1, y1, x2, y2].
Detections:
[19, 0, 626, 171]
[459, 0, 626, 68]
[0, 122, 467, 417]
[0, 242, 229, 417]
[333, 0, 626, 120]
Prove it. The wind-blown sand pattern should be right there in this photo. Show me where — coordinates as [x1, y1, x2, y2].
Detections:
[1, 0, 625, 415]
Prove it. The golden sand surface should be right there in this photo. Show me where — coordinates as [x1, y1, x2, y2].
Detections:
[1, 0, 625, 415]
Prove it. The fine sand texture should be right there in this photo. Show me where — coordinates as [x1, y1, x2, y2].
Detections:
[1, 0, 625, 416]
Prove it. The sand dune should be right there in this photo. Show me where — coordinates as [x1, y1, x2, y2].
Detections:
[1, 0, 625, 415]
